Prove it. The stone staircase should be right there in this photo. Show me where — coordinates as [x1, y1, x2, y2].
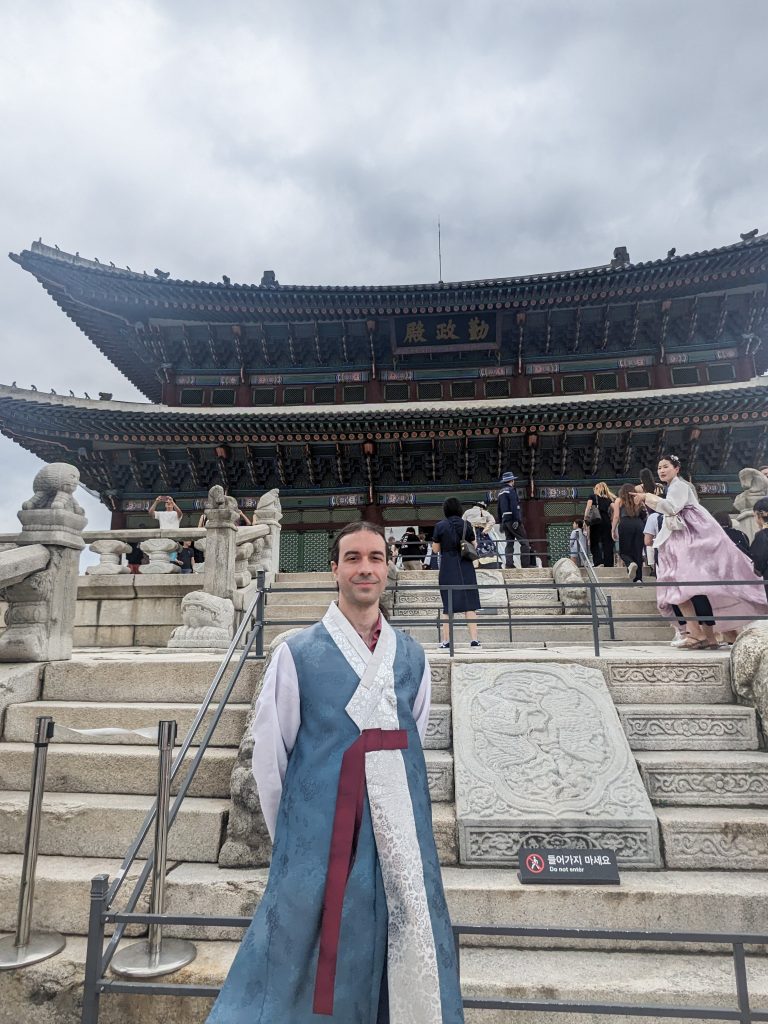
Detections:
[1, 573, 768, 1021]
[265, 566, 673, 645]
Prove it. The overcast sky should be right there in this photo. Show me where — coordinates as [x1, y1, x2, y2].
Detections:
[1, 0, 767, 535]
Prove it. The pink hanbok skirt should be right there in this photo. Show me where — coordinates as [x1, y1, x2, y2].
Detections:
[656, 503, 767, 629]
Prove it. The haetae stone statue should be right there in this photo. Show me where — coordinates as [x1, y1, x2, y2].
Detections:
[168, 590, 235, 650]
[552, 557, 589, 614]
[732, 468, 768, 543]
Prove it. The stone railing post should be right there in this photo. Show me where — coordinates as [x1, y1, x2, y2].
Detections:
[86, 539, 131, 575]
[167, 486, 240, 650]
[251, 488, 282, 582]
[203, 486, 240, 599]
[0, 464, 87, 662]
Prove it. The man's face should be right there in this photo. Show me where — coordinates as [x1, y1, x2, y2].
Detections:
[331, 530, 388, 612]
[164, 499, 174, 510]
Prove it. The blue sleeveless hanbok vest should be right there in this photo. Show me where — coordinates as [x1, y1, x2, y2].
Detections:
[206, 606, 464, 1024]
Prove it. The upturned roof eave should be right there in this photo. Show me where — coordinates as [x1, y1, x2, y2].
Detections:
[10, 233, 768, 298]
[0, 376, 765, 422]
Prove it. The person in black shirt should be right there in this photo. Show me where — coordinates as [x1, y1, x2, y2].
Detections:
[584, 482, 617, 567]
[749, 498, 768, 593]
[399, 527, 427, 571]
[712, 510, 751, 557]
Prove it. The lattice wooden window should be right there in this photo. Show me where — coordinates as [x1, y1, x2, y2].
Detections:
[707, 363, 735, 384]
[593, 372, 618, 392]
[451, 381, 476, 400]
[561, 375, 586, 394]
[417, 381, 443, 401]
[626, 370, 650, 389]
[670, 367, 699, 387]
[484, 379, 509, 399]
[283, 387, 305, 405]
[529, 377, 554, 396]
[211, 388, 236, 405]
[384, 383, 410, 402]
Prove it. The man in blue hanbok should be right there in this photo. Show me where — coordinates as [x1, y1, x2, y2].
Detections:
[207, 521, 464, 1023]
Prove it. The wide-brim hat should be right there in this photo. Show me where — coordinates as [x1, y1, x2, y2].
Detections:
[500, 472, 516, 483]
[475, 501, 487, 508]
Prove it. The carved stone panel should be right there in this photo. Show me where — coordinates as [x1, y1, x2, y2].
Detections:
[452, 661, 661, 868]
[606, 661, 731, 705]
[619, 705, 759, 751]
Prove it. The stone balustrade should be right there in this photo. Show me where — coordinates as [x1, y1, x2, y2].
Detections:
[0, 473, 283, 657]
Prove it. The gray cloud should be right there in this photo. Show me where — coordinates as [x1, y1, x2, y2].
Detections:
[1, 0, 767, 529]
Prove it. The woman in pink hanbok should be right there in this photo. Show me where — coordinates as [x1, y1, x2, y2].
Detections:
[636, 454, 768, 650]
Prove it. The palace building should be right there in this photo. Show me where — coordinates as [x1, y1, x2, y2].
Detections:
[2, 235, 767, 568]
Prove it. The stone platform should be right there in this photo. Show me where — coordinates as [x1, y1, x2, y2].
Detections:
[0, 562, 766, 1021]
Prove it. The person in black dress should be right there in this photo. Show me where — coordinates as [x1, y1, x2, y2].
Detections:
[432, 497, 482, 648]
[584, 482, 616, 567]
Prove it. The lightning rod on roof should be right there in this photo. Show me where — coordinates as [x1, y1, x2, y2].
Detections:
[438, 217, 443, 285]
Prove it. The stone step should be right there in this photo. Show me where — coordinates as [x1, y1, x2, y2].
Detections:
[157, 863, 768, 947]
[0, 854, 149, 937]
[377, 623, 674, 646]
[433, 801, 458, 865]
[0, 792, 228, 862]
[0, 742, 236, 798]
[3, 701, 249, 747]
[638, 751, 768, 807]
[6, 937, 767, 1024]
[43, 652, 259, 704]
[620, 704, 759, 751]
[602, 655, 732, 704]
[425, 704, 451, 750]
[425, 749, 454, 801]
[658, 806, 768, 869]
[458, 947, 768, 1021]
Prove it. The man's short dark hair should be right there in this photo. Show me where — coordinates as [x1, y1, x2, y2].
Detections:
[443, 497, 464, 518]
[329, 521, 389, 565]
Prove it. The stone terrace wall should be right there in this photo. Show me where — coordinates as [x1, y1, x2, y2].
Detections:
[72, 576, 202, 647]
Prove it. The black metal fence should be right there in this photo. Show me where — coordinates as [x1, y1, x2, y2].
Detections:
[81, 896, 768, 1022]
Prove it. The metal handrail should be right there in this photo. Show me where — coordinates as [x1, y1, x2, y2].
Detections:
[89, 576, 266, 981]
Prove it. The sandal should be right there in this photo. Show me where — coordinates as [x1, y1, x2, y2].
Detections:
[679, 637, 707, 650]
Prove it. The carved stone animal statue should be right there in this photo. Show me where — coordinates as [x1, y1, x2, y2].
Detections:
[22, 464, 84, 515]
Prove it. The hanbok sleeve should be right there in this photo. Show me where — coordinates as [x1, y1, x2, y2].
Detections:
[652, 477, 690, 515]
[412, 656, 432, 743]
[250, 642, 301, 841]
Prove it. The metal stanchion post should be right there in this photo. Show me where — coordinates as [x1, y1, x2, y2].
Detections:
[0, 715, 65, 970]
[111, 721, 196, 978]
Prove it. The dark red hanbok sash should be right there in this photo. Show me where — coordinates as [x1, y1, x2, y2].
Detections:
[313, 727, 408, 1016]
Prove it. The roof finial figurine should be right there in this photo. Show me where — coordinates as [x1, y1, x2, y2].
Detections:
[222, 275, 231, 285]
[83, 391, 91, 399]
[54, 244, 59, 250]
[50, 388, 57, 395]
[109, 261, 116, 268]
[94, 257, 100, 263]
[30, 384, 37, 391]
[69, 389, 75, 397]
[741, 228, 759, 241]
[11, 381, 16, 388]
[667, 247, 676, 258]
[154, 268, 170, 280]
